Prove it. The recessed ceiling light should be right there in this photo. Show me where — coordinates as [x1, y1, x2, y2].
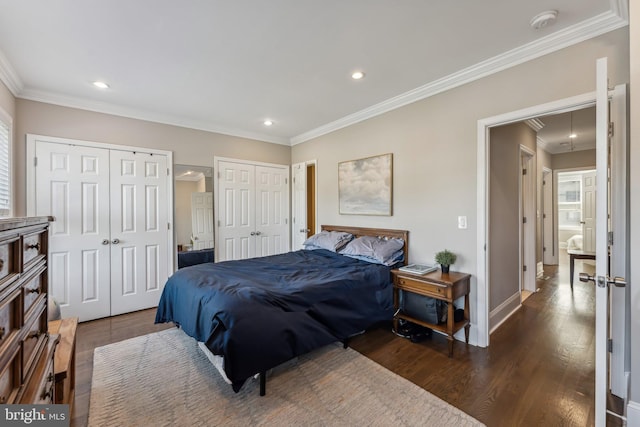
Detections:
[93, 81, 110, 89]
[263, 120, 274, 126]
[351, 71, 365, 80]
[569, 133, 577, 139]
[530, 10, 558, 30]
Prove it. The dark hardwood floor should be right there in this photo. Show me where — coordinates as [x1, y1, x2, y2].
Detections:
[71, 258, 622, 426]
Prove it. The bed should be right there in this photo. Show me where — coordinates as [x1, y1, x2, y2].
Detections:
[155, 225, 408, 394]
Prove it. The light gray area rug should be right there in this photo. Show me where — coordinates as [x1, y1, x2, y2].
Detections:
[89, 328, 484, 427]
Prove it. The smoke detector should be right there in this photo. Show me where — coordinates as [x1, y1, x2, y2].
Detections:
[530, 10, 558, 30]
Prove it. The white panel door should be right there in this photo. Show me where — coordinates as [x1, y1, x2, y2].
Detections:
[109, 150, 169, 316]
[34, 141, 111, 321]
[191, 192, 214, 249]
[216, 161, 255, 261]
[254, 165, 289, 257]
[292, 163, 308, 250]
[581, 170, 596, 253]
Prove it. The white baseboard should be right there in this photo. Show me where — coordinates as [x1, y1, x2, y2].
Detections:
[627, 400, 640, 426]
[489, 292, 521, 334]
[537, 261, 544, 278]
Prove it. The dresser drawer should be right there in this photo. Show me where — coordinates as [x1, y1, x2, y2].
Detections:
[0, 235, 19, 290]
[21, 304, 48, 382]
[22, 263, 47, 321]
[395, 276, 452, 299]
[0, 344, 21, 404]
[23, 228, 47, 270]
[32, 352, 56, 404]
[0, 286, 22, 351]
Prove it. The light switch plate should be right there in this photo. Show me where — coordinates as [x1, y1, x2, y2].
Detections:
[458, 216, 467, 229]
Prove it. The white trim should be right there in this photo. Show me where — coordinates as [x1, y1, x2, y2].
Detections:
[25, 133, 174, 272]
[18, 90, 290, 146]
[477, 92, 597, 347]
[519, 145, 536, 294]
[0, 48, 22, 96]
[0, 106, 12, 218]
[537, 262, 544, 279]
[489, 292, 521, 334]
[291, 10, 626, 145]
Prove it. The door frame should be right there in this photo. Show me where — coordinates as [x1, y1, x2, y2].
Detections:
[519, 145, 536, 294]
[542, 167, 555, 265]
[25, 134, 174, 273]
[477, 91, 596, 347]
[291, 159, 318, 250]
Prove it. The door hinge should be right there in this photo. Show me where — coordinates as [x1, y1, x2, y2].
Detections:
[543, 247, 546, 252]
[609, 122, 614, 137]
[285, 218, 288, 224]
[523, 265, 527, 272]
[522, 168, 527, 175]
[608, 231, 613, 245]
[218, 220, 221, 226]
[285, 178, 288, 184]
[543, 180, 546, 185]
[167, 168, 170, 176]
[34, 157, 38, 167]
[168, 222, 171, 230]
[608, 338, 613, 353]
[523, 217, 527, 224]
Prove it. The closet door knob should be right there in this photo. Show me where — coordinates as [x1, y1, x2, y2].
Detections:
[112, 238, 120, 244]
[102, 239, 110, 245]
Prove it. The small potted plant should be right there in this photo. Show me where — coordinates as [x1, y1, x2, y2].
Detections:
[435, 249, 457, 274]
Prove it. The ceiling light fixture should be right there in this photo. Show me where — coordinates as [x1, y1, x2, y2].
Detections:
[92, 81, 110, 89]
[530, 10, 558, 30]
[263, 120, 274, 126]
[351, 71, 365, 80]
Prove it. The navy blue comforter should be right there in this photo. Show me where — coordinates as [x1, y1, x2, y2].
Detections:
[155, 249, 394, 391]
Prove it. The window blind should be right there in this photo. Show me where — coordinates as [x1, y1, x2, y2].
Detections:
[0, 113, 10, 215]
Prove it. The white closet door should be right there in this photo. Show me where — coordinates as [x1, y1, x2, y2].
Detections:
[34, 141, 111, 321]
[191, 192, 214, 249]
[109, 151, 169, 316]
[216, 160, 255, 261]
[254, 165, 289, 257]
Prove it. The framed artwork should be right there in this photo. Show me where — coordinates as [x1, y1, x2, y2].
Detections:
[338, 153, 393, 215]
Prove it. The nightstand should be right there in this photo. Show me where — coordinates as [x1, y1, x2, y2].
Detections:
[391, 269, 471, 357]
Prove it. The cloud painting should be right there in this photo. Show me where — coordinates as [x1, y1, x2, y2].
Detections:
[339, 153, 392, 215]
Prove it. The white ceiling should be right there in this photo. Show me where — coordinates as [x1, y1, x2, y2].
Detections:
[0, 1, 627, 146]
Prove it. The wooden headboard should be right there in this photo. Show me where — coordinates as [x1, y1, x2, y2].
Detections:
[321, 225, 409, 265]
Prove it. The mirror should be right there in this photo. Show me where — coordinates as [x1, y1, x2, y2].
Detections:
[174, 164, 214, 257]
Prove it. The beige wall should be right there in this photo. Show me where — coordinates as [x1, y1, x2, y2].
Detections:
[14, 99, 291, 216]
[292, 28, 629, 331]
[488, 123, 536, 323]
[629, 0, 639, 407]
[551, 148, 596, 170]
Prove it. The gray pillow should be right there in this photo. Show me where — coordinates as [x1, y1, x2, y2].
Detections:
[302, 231, 354, 252]
[341, 235, 405, 265]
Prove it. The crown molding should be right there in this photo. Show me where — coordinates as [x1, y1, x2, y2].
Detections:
[0, 49, 23, 96]
[18, 89, 290, 146]
[290, 10, 627, 145]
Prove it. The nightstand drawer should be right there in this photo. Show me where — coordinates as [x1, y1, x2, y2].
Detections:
[395, 276, 452, 299]
[23, 229, 47, 270]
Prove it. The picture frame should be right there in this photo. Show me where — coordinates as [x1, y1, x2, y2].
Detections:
[338, 153, 393, 215]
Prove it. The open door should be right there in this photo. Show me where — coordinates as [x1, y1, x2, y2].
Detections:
[584, 57, 628, 426]
[292, 162, 308, 250]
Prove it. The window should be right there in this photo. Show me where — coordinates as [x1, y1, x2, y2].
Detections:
[557, 173, 582, 230]
[0, 107, 11, 217]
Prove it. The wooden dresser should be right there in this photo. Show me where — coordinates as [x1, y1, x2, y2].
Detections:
[0, 216, 57, 404]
